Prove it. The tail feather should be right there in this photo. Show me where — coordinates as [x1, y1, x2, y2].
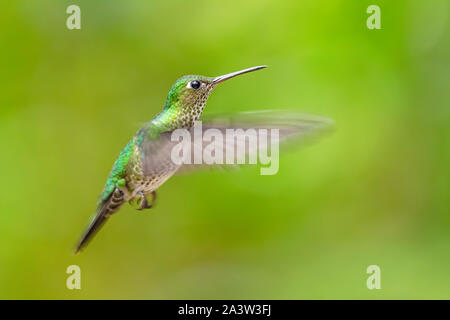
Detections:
[75, 188, 125, 254]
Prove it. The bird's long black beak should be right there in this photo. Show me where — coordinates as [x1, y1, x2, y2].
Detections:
[213, 65, 267, 84]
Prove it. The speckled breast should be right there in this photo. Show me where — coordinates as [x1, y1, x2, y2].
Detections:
[126, 144, 180, 197]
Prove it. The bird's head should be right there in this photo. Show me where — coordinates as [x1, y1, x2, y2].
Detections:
[160, 66, 267, 128]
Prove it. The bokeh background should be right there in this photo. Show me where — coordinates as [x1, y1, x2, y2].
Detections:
[1, 0, 449, 299]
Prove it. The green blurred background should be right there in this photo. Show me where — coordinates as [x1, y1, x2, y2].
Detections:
[1, 0, 449, 299]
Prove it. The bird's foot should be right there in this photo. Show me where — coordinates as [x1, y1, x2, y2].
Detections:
[136, 191, 156, 211]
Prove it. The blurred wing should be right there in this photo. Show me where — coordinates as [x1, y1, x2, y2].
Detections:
[201, 110, 333, 139]
[138, 111, 334, 176]
[177, 110, 334, 174]
[140, 130, 182, 177]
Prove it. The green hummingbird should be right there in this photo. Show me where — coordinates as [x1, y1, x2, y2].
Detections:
[75, 65, 332, 253]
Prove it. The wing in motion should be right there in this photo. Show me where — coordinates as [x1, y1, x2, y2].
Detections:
[161, 110, 335, 174]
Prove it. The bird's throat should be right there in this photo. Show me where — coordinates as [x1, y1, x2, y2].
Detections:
[152, 103, 206, 131]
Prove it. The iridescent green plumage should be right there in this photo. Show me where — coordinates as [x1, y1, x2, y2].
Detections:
[101, 138, 136, 201]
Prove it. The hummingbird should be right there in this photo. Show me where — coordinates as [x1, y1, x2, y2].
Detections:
[75, 65, 332, 253]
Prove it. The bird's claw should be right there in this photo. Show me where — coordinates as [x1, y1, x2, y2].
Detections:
[137, 191, 156, 211]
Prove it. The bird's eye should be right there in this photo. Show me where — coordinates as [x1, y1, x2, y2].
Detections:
[190, 80, 201, 90]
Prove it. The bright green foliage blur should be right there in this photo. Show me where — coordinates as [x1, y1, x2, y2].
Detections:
[1, 0, 449, 299]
